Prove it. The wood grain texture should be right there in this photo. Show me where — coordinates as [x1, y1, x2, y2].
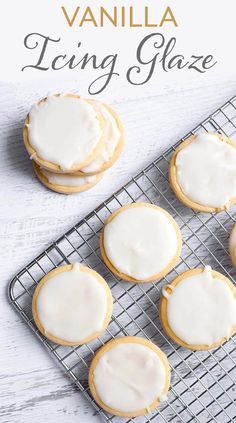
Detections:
[1, 80, 236, 422]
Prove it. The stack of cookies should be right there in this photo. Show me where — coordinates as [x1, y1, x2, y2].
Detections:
[23, 93, 124, 194]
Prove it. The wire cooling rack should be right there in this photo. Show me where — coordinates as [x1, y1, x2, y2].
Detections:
[9, 95, 236, 423]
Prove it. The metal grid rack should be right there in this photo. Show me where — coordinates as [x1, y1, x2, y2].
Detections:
[9, 95, 236, 423]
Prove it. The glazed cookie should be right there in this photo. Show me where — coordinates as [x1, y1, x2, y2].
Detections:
[33, 161, 103, 194]
[229, 223, 236, 267]
[23, 94, 104, 173]
[160, 266, 236, 350]
[77, 101, 124, 175]
[100, 203, 182, 282]
[32, 263, 113, 346]
[89, 336, 170, 417]
[169, 132, 236, 212]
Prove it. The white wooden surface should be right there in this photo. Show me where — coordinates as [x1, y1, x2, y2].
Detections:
[1, 80, 236, 422]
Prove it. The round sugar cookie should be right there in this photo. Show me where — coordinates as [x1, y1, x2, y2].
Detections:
[33, 161, 103, 194]
[229, 223, 236, 267]
[23, 93, 104, 173]
[32, 263, 113, 346]
[89, 336, 170, 417]
[76, 101, 124, 175]
[169, 132, 236, 212]
[160, 266, 236, 350]
[100, 203, 182, 283]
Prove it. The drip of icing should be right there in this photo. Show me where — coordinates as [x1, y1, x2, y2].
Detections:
[162, 285, 174, 299]
[40, 168, 97, 187]
[36, 264, 109, 342]
[166, 266, 236, 346]
[93, 342, 167, 413]
[30, 152, 36, 160]
[159, 394, 168, 403]
[203, 265, 212, 279]
[103, 205, 179, 280]
[175, 133, 236, 208]
[81, 102, 121, 173]
[28, 95, 102, 171]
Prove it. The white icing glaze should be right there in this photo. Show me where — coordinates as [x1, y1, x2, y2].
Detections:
[166, 266, 236, 346]
[28, 95, 102, 171]
[175, 133, 236, 208]
[162, 285, 174, 299]
[103, 205, 179, 280]
[93, 342, 167, 413]
[36, 263, 109, 343]
[81, 102, 120, 173]
[40, 168, 97, 187]
[229, 223, 236, 265]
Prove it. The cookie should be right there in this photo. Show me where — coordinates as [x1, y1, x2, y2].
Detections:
[89, 336, 170, 417]
[32, 263, 113, 346]
[169, 132, 236, 212]
[100, 203, 182, 283]
[77, 101, 124, 175]
[23, 93, 104, 173]
[160, 266, 236, 350]
[33, 161, 103, 194]
[229, 223, 236, 267]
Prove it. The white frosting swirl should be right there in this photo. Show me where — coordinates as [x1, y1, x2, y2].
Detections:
[40, 168, 97, 187]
